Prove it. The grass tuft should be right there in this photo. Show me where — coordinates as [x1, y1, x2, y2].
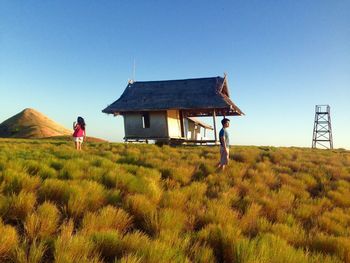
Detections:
[24, 201, 60, 241]
[7, 191, 36, 221]
[81, 205, 132, 235]
[14, 239, 47, 263]
[0, 218, 19, 260]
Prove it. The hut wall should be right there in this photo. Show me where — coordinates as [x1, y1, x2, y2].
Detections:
[167, 110, 182, 138]
[123, 111, 168, 139]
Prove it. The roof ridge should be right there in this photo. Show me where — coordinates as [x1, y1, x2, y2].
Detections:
[132, 76, 223, 84]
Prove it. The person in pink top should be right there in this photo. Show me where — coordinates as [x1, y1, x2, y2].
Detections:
[73, 116, 86, 150]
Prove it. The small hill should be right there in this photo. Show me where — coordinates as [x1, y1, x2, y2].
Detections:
[0, 108, 72, 138]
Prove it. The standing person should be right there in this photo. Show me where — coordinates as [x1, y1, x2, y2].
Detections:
[217, 118, 230, 170]
[73, 117, 86, 150]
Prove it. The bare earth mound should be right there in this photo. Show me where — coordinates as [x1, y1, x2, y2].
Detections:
[0, 108, 72, 138]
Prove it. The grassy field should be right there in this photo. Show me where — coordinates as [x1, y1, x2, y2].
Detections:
[0, 139, 349, 263]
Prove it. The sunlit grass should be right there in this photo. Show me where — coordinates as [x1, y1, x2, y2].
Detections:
[7, 191, 37, 221]
[54, 219, 102, 263]
[24, 201, 60, 241]
[91, 230, 122, 261]
[0, 139, 349, 262]
[0, 218, 19, 261]
[66, 180, 107, 220]
[80, 205, 133, 235]
[14, 239, 47, 263]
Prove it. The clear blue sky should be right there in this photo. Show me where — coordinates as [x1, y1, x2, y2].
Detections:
[1, 1, 349, 148]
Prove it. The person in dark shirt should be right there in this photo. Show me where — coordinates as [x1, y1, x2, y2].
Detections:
[217, 118, 230, 170]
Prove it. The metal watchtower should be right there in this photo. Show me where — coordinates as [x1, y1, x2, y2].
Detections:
[312, 105, 333, 149]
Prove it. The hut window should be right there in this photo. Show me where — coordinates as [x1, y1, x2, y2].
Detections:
[142, 112, 150, 128]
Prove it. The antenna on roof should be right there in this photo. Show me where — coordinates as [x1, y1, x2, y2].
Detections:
[132, 58, 136, 81]
[128, 58, 136, 84]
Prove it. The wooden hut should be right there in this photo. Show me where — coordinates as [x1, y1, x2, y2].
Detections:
[102, 75, 244, 144]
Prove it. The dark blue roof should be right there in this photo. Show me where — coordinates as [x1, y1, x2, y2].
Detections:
[102, 76, 243, 116]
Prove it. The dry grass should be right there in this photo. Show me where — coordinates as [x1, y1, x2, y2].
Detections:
[0, 218, 19, 260]
[0, 139, 349, 262]
[24, 201, 60, 241]
[14, 239, 47, 263]
[80, 205, 133, 235]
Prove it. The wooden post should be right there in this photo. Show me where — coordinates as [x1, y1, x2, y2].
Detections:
[213, 109, 217, 142]
[183, 111, 187, 139]
[179, 110, 185, 138]
[201, 128, 206, 145]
